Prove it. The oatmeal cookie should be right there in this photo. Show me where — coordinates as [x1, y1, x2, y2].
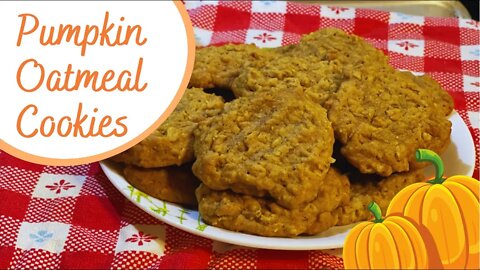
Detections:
[189, 44, 276, 89]
[196, 168, 350, 237]
[401, 71, 454, 117]
[279, 28, 389, 76]
[111, 88, 224, 168]
[231, 55, 345, 105]
[284, 29, 453, 116]
[230, 29, 387, 104]
[124, 164, 199, 206]
[336, 169, 424, 225]
[326, 72, 452, 176]
[193, 90, 334, 209]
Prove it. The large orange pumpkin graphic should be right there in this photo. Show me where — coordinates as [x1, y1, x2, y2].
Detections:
[387, 149, 479, 269]
[343, 201, 435, 269]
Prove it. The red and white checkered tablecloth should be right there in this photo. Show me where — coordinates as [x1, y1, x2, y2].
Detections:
[0, 1, 478, 269]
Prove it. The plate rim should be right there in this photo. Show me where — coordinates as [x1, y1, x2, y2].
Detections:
[101, 160, 354, 250]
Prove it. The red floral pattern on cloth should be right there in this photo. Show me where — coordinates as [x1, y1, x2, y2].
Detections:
[45, 179, 76, 194]
[329, 7, 349, 14]
[396, 40, 419, 50]
[125, 232, 158, 246]
[0, 1, 478, 269]
[253, 32, 277, 43]
[466, 20, 480, 28]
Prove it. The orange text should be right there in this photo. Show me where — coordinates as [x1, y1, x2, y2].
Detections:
[17, 12, 147, 56]
[16, 58, 147, 92]
[17, 103, 128, 138]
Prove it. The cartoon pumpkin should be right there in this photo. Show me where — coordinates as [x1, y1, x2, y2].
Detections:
[343, 201, 435, 269]
[387, 149, 479, 269]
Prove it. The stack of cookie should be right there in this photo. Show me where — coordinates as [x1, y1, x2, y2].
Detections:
[111, 88, 224, 206]
[193, 90, 350, 237]
[112, 28, 454, 237]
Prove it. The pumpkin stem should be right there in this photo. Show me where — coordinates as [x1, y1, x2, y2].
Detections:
[415, 149, 445, 184]
[368, 201, 384, 223]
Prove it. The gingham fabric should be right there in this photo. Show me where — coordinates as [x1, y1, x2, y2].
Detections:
[0, 1, 478, 269]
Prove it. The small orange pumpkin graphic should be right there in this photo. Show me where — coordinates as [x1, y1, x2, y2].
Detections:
[343, 201, 434, 269]
[387, 149, 479, 269]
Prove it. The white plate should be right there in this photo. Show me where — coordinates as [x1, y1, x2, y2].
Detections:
[100, 111, 475, 250]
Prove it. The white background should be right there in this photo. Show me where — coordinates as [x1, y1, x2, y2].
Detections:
[0, 1, 190, 160]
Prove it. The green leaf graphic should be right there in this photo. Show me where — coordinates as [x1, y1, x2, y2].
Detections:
[126, 185, 153, 204]
[196, 214, 207, 232]
[150, 201, 169, 216]
[176, 208, 189, 225]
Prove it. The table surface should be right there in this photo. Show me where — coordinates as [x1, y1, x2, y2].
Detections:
[0, 1, 479, 269]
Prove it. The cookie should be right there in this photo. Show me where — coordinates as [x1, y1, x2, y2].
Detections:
[193, 90, 335, 209]
[281, 29, 453, 114]
[124, 164, 199, 206]
[196, 168, 350, 237]
[279, 28, 389, 75]
[326, 72, 452, 176]
[111, 88, 224, 168]
[401, 71, 454, 117]
[231, 55, 345, 105]
[335, 169, 425, 226]
[189, 44, 276, 89]
[230, 28, 386, 104]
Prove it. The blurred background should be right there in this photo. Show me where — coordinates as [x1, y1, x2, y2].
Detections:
[461, 0, 478, 20]
[305, 1, 479, 20]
